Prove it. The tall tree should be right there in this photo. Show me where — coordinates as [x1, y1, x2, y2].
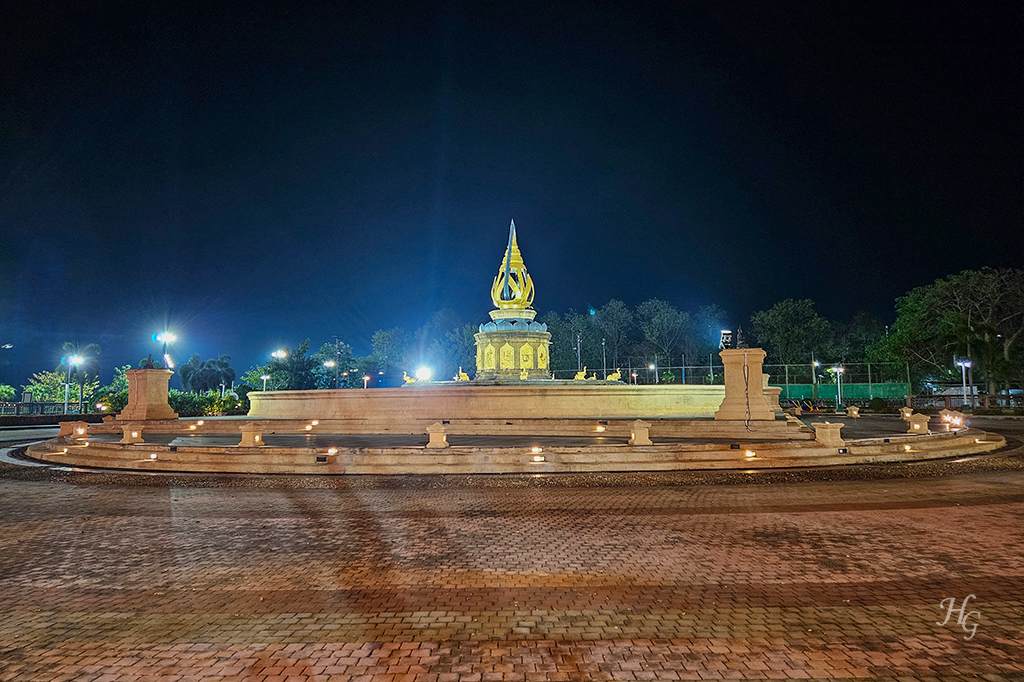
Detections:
[312, 339, 355, 388]
[178, 354, 203, 392]
[636, 299, 690, 365]
[268, 340, 318, 390]
[750, 299, 832, 364]
[833, 312, 886, 362]
[872, 268, 1024, 397]
[371, 327, 409, 377]
[592, 299, 634, 367]
[178, 354, 236, 393]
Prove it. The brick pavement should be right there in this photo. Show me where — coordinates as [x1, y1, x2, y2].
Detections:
[1, 470, 1022, 681]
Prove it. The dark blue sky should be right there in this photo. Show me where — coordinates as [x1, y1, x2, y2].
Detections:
[2, 1, 1021, 385]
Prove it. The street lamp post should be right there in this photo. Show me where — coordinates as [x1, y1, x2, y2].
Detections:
[260, 374, 270, 391]
[155, 332, 176, 368]
[650, 362, 657, 384]
[576, 333, 582, 372]
[63, 355, 81, 415]
[834, 365, 845, 412]
[363, 375, 370, 389]
[323, 360, 337, 388]
[602, 338, 607, 379]
[956, 358, 972, 410]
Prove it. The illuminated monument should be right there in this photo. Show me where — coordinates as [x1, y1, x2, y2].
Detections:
[30, 218, 1005, 475]
[474, 220, 552, 381]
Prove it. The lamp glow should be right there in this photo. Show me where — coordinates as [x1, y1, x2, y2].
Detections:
[415, 367, 432, 381]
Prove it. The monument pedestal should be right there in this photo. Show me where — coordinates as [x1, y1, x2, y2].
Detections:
[117, 369, 178, 421]
[714, 348, 775, 421]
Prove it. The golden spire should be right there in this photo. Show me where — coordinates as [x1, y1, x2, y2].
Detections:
[490, 219, 535, 310]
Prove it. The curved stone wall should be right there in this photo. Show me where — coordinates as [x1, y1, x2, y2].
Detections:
[248, 383, 731, 421]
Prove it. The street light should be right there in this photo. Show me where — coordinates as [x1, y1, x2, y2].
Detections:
[602, 338, 607, 379]
[832, 365, 845, 411]
[155, 332, 176, 368]
[363, 375, 370, 389]
[63, 355, 81, 414]
[956, 358, 972, 410]
[649, 363, 657, 384]
[323, 359, 338, 388]
[271, 349, 287, 360]
[260, 374, 270, 391]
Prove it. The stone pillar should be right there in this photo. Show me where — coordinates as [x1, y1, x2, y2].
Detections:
[844, 406, 861, 418]
[239, 423, 266, 447]
[907, 414, 930, 434]
[629, 419, 652, 446]
[714, 348, 775, 421]
[59, 420, 90, 439]
[811, 422, 846, 447]
[120, 425, 144, 444]
[426, 422, 449, 449]
[898, 406, 914, 421]
[117, 369, 178, 421]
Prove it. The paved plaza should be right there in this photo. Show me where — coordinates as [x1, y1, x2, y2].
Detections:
[1, 424, 1023, 681]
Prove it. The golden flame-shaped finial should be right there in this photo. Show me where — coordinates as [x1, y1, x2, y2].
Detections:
[490, 219, 535, 310]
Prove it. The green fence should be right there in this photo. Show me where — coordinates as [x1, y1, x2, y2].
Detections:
[771, 383, 909, 401]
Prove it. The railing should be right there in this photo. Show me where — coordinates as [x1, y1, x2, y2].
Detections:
[0, 402, 86, 416]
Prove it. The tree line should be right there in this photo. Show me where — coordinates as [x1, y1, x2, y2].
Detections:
[3, 267, 1020, 409]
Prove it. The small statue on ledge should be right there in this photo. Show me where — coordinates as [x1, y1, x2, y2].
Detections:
[574, 366, 588, 381]
[607, 369, 621, 382]
[402, 371, 416, 384]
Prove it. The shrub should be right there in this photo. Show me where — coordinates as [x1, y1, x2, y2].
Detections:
[868, 397, 888, 412]
[95, 389, 129, 414]
[167, 390, 217, 415]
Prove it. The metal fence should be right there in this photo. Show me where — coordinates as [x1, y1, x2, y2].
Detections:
[552, 360, 911, 394]
[0, 402, 82, 416]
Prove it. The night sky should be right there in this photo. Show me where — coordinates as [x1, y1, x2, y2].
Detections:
[2, 2, 1021, 384]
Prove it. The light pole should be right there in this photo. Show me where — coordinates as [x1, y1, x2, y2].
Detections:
[323, 360, 337, 388]
[155, 332, 176, 368]
[63, 355, 81, 414]
[575, 332, 582, 371]
[260, 374, 270, 391]
[956, 358, 972, 410]
[650, 362, 658, 384]
[833, 365, 845, 412]
[602, 338, 607, 379]
[363, 374, 370, 389]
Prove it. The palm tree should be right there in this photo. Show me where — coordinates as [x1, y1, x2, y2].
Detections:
[199, 355, 235, 394]
[179, 354, 235, 393]
[178, 354, 203, 392]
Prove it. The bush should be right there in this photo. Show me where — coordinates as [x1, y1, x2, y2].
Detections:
[95, 389, 129, 414]
[868, 397, 889, 412]
[168, 390, 218, 415]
